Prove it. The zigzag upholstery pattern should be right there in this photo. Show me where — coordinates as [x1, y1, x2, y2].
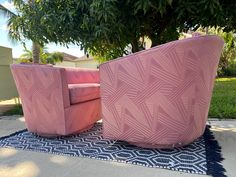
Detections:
[100, 35, 224, 149]
[11, 64, 101, 136]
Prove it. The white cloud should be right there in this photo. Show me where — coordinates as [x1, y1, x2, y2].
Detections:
[12, 48, 24, 58]
[0, 24, 8, 31]
[1, 1, 15, 11]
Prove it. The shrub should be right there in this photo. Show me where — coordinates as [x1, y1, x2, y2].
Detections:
[2, 104, 23, 116]
[207, 28, 236, 77]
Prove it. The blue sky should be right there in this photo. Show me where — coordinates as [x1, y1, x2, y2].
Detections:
[0, 0, 84, 58]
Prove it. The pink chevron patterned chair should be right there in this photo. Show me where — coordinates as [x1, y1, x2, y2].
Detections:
[11, 64, 101, 136]
[100, 35, 224, 149]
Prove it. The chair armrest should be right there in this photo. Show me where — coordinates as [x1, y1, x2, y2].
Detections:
[11, 64, 70, 108]
[65, 67, 100, 84]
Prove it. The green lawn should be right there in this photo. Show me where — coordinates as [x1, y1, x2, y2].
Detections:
[209, 77, 236, 119]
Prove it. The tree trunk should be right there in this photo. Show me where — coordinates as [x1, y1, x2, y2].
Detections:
[151, 38, 159, 47]
[32, 42, 40, 63]
[148, 32, 160, 48]
[131, 40, 140, 53]
[205, 27, 209, 35]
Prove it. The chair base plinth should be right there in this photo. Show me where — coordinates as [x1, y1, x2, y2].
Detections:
[29, 124, 95, 137]
[131, 141, 189, 149]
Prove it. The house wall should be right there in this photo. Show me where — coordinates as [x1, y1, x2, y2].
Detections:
[56, 60, 99, 69]
[75, 60, 99, 69]
[56, 61, 77, 68]
[0, 46, 18, 101]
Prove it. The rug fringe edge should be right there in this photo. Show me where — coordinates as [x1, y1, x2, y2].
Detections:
[205, 125, 226, 177]
[0, 129, 27, 141]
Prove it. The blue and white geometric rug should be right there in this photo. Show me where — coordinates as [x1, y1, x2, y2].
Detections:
[0, 123, 225, 177]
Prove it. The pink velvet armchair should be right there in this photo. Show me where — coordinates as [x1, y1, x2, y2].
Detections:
[100, 35, 224, 149]
[11, 64, 101, 136]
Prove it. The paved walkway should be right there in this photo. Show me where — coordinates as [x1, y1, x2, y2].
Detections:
[0, 116, 235, 177]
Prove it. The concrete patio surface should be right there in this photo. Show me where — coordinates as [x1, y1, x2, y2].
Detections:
[0, 116, 235, 177]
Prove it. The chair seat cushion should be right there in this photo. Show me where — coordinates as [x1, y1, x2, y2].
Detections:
[68, 83, 100, 104]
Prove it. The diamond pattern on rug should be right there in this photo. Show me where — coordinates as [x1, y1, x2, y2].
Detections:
[0, 123, 210, 175]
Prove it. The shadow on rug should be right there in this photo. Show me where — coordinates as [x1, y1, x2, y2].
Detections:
[0, 123, 225, 177]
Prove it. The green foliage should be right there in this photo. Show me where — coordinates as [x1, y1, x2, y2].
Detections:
[0, 3, 41, 63]
[205, 28, 236, 77]
[45, 52, 63, 65]
[209, 78, 236, 119]
[2, 104, 23, 116]
[18, 47, 33, 62]
[5, 0, 236, 61]
[18, 46, 63, 65]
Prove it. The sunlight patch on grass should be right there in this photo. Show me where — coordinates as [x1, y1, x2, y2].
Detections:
[216, 77, 236, 82]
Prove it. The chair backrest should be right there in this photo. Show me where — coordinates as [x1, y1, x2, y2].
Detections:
[64, 67, 100, 84]
[100, 35, 224, 145]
